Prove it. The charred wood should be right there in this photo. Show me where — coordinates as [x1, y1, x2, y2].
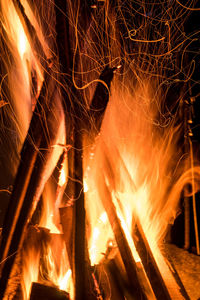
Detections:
[94, 261, 126, 300]
[133, 220, 172, 300]
[11, 0, 51, 66]
[0, 71, 50, 280]
[55, 2, 101, 297]
[59, 207, 74, 269]
[97, 177, 153, 300]
[0, 72, 64, 298]
[98, 147, 156, 299]
[54, 0, 71, 76]
[73, 128, 100, 300]
[30, 282, 69, 300]
[94, 246, 128, 300]
[89, 66, 116, 132]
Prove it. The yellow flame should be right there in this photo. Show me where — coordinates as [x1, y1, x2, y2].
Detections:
[39, 237, 73, 297]
[0, 0, 44, 145]
[83, 179, 89, 192]
[58, 269, 72, 292]
[89, 211, 111, 265]
[59, 167, 67, 187]
[84, 77, 196, 300]
[18, 26, 28, 58]
[39, 183, 61, 234]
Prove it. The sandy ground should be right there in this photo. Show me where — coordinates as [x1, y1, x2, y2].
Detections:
[165, 244, 200, 300]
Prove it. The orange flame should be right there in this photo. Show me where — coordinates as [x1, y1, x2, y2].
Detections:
[84, 77, 200, 298]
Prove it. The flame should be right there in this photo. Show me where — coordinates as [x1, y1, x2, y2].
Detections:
[41, 240, 71, 292]
[22, 249, 40, 300]
[1, 0, 30, 60]
[59, 269, 72, 292]
[0, 2, 69, 297]
[18, 25, 28, 59]
[84, 77, 200, 298]
[59, 167, 67, 187]
[89, 212, 110, 265]
[21, 227, 41, 300]
[2, 1, 200, 299]
[39, 183, 61, 234]
[0, 0, 44, 150]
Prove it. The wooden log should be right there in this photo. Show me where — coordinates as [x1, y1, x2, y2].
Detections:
[93, 246, 129, 300]
[97, 174, 154, 300]
[12, 0, 51, 65]
[0, 71, 51, 278]
[54, 2, 99, 298]
[0, 73, 64, 298]
[94, 261, 125, 300]
[59, 207, 74, 269]
[98, 146, 157, 299]
[133, 220, 172, 300]
[73, 129, 99, 300]
[89, 66, 116, 132]
[102, 143, 175, 299]
[30, 282, 69, 300]
[163, 247, 190, 300]
[90, 66, 115, 113]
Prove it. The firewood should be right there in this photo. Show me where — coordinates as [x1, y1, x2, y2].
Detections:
[89, 66, 116, 132]
[94, 262, 125, 300]
[94, 246, 130, 300]
[73, 129, 100, 300]
[133, 220, 171, 300]
[30, 282, 69, 300]
[101, 143, 173, 299]
[59, 207, 74, 269]
[97, 146, 157, 299]
[11, 0, 50, 65]
[183, 98, 191, 251]
[0, 72, 64, 298]
[0, 71, 49, 283]
[54, 2, 100, 297]
[97, 175, 154, 300]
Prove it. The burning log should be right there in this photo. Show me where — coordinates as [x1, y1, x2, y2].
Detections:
[59, 207, 73, 269]
[11, 0, 51, 65]
[94, 245, 133, 300]
[0, 70, 50, 275]
[103, 142, 187, 299]
[60, 134, 101, 300]
[73, 128, 101, 300]
[54, 7, 116, 298]
[0, 2, 61, 290]
[133, 220, 172, 300]
[54, 2, 101, 298]
[89, 66, 116, 131]
[0, 70, 65, 298]
[97, 169, 155, 299]
[30, 282, 69, 300]
[54, 0, 71, 75]
[94, 261, 125, 300]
